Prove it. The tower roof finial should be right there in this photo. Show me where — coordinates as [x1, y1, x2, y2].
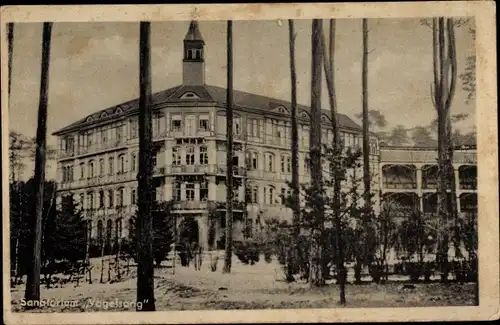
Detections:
[184, 20, 204, 42]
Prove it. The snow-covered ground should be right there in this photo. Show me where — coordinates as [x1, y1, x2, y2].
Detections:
[9, 252, 477, 312]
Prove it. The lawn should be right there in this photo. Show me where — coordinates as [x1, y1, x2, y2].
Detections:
[10, 252, 478, 312]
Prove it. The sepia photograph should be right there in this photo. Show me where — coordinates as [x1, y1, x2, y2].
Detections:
[2, 2, 498, 324]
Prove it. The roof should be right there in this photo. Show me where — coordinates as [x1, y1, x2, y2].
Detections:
[52, 84, 363, 135]
[184, 21, 204, 42]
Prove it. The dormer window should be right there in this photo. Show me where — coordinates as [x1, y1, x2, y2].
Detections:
[86, 116, 93, 123]
[101, 112, 108, 118]
[115, 107, 123, 114]
[180, 92, 200, 100]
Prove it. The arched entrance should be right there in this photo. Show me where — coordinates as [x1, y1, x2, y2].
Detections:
[178, 216, 199, 245]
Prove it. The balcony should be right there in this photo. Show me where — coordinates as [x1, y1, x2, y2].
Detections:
[153, 166, 165, 176]
[216, 166, 246, 177]
[215, 200, 246, 211]
[172, 200, 211, 211]
[167, 164, 215, 175]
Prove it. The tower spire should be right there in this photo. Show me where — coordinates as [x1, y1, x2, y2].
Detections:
[184, 21, 204, 42]
[183, 20, 205, 85]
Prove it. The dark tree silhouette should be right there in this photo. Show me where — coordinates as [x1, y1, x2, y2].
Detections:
[25, 22, 52, 305]
[223, 20, 234, 274]
[136, 21, 155, 311]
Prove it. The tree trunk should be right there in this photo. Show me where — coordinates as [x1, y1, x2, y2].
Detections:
[25, 22, 52, 305]
[287, 19, 299, 283]
[100, 242, 105, 283]
[7, 22, 14, 100]
[322, 19, 346, 304]
[308, 19, 325, 287]
[136, 21, 155, 311]
[362, 19, 371, 209]
[431, 18, 457, 283]
[223, 20, 234, 274]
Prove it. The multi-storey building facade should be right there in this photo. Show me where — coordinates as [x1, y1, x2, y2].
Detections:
[53, 21, 476, 252]
[379, 145, 477, 220]
[53, 21, 379, 250]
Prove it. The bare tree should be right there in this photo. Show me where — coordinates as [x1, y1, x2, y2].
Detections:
[25, 22, 52, 304]
[223, 20, 234, 274]
[285, 19, 300, 283]
[430, 17, 458, 282]
[308, 19, 325, 287]
[321, 19, 346, 304]
[136, 21, 155, 311]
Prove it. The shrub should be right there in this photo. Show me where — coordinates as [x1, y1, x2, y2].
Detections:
[234, 240, 260, 265]
[406, 262, 422, 282]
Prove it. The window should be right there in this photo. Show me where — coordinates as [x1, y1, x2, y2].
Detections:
[173, 181, 181, 201]
[247, 151, 258, 170]
[79, 193, 85, 209]
[108, 189, 114, 208]
[251, 186, 259, 204]
[130, 119, 138, 138]
[99, 158, 104, 176]
[99, 190, 105, 208]
[107, 157, 114, 175]
[264, 186, 275, 205]
[171, 118, 182, 132]
[88, 192, 94, 210]
[200, 180, 208, 201]
[87, 133, 93, 147]
[186, 183, 195, 201]
[172, 147, 181, 166]
[153, 115, 161, 137]
[199, 146, 208, 165]
[247, 119, 259, 138]
[199, 116, 209, 131]
[186, 147, 195, 165]
[131, 189, 137, 205]
[233, 117, 241, 136]
[88, 161, 95, 178]
[265, 153, 274, 172]
[185, 115, 196, 136]
[131, 153, 136, 171]
[117, 187, 124, 207]
[101, 130, 107, 144]
[115, 218, 123, 240]
[231, 186, 239, 201]
[302, 127, 309, 148]
[118, 155, 125, 174]
[116, 126, 123, 142]
[152, 152, 157, 168]
[97, 220, 103, 246]
[281, 188, 287, 205]
[304, 156, 311, 173]
[80, 163, 85, 179]
[217, 114, 227, 135]
[281, 155, 291, 173]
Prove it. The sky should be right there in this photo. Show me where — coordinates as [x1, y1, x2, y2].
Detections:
[7, 18, 476, 180]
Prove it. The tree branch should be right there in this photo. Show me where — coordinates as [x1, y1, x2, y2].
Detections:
[445, 18, 457, 111]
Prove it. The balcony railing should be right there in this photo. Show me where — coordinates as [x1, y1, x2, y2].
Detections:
[382, 182, 417, 189]
[459, 179, 477, 190]
[172, 200, 211, 211]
